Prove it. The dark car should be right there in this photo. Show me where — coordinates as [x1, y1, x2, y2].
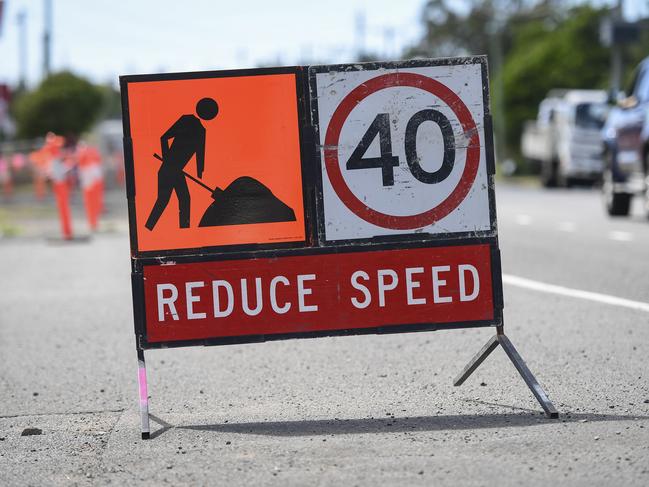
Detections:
[601, 58, 649, 216]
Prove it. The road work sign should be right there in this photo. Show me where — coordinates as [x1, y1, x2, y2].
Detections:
[122, 59, 562, 439]
[121, 57, 501, 349]
[124, 69, 306, 254]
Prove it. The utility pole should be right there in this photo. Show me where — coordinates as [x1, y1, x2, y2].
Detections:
[17, 10, 27, 88]
[611, 0, 623, 95]
[355, 10, 366, 61]
[43, 0, 52, 78]
[488, 3, 507, 166]
[0, 0, 6, 38]
[383, 27, 395, 60]
[490, 28, 506, 163]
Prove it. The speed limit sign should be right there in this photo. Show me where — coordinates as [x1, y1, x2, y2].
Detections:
[309, 59, 495, 242]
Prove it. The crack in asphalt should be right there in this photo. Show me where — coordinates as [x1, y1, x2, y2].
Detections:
[0, 408, 126, 420]
[96, 408, 128, 481]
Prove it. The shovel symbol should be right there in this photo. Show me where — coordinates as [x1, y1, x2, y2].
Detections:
[153, 153, 223, 199]
[151, 152, 296, 229]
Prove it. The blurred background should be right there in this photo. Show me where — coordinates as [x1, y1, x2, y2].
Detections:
[1, 0, 649, 237]
[4, 4, 649, 480]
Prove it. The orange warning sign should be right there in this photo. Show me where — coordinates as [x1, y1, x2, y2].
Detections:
[126, 72, 305, 253]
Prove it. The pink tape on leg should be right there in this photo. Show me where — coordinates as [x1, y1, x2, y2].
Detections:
[138, 367, 148, 403]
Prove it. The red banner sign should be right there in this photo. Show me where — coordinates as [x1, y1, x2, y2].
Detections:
[142, 244, 494, 343]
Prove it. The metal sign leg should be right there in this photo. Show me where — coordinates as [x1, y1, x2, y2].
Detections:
[453, 328, 559, 418]
[453, 334, 499, 386]
[137, 348, 151, 439]
[497, 334, 558, 418]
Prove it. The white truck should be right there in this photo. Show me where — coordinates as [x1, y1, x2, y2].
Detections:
[521, 90, 609, 187]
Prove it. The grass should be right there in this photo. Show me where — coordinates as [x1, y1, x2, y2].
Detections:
[0, 208, 22, 237]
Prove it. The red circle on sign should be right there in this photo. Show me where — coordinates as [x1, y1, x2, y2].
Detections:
[324, 72, 481, 230]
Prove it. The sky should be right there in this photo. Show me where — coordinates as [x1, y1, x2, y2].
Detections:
[0, 0, 426, 87]
[1, 1, 648, 89]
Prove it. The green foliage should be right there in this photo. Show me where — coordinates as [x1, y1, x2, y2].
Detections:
[13, 71, 103, 138]
[623, 21, 649, 90]
[405, 0, 567, 64]
[494, 6, 610, 151]
[406, 1, 649, 162]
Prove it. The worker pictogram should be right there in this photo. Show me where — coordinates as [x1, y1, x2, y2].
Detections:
[145, 97, 217, 230]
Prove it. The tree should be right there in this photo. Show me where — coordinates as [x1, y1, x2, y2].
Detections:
[13, 71, 103, 138]
[405, 0, 566, 65]
[405, 1, 635, 161]
[494, 6, 610, 151]
[404, 0, 572, 162]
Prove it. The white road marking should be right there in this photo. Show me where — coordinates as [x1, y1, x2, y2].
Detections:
[558, 221, 576, 232]
[515, 214, 532, 226]
[608, 230, 634, 242]
[502, 274, 649, 313]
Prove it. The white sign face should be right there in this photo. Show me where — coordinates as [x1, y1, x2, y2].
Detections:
[311, 60, 493, 242]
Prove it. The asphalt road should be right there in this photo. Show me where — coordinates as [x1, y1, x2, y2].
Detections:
[1, 182, 648, 486]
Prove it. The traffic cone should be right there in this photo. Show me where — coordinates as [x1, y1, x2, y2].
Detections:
[0, 157, 13, 199]
[9, 153, 27, 200]
[88, 146, 104, 215]
[11, 153, 27, 171]
[30, 150, 48, 201]
[78, 145, 99, 231]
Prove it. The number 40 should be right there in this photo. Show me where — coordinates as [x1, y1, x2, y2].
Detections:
[345, 110, 455, 186]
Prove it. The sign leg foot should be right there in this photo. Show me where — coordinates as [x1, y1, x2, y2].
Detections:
[497, 334, 559, 419]
[137, 349, 151, 439]
[453, 330, 558, 419]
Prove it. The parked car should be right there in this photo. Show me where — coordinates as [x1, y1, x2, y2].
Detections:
[601, 58, 649, 216]
[522, 89, 608, 187]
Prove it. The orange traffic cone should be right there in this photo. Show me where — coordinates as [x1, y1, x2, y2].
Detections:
[0, 156, 13, 199]
[77, 145, 99, 231]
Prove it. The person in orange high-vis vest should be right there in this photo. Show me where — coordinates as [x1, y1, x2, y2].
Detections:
[45, 133, 73, 240]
